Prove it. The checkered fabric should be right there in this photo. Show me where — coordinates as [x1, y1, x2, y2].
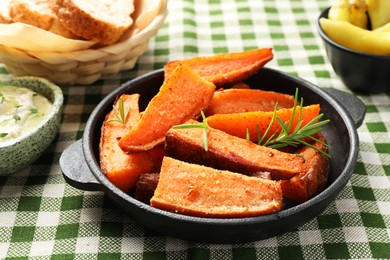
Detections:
[1, 0, 390, 259]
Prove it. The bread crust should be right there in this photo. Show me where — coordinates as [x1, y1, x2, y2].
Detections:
[10, 0, 54, 30]
[0, 0, 12, 23]
[53, 0, 134, 45]
[9, 0, 78, 38]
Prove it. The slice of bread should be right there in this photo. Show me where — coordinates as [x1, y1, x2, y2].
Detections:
[0, 0, 12, 23]
[52, 0, 135, 45]
[9, 0, 78, 38]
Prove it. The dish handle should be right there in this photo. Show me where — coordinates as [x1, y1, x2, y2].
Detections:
[323, 88, 366, 128]
[59, 139, 104, 191]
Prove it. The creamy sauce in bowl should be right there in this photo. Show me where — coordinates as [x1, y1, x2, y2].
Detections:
[0, 86, 52, 143]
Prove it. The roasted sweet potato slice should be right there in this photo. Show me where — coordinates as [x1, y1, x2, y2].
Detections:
[165, 120, 305, 180]
[118, 64, 216, 153]
[281, 134, 330, 203]
[150, 157, 283, 218]
[135, 172, 160, 204]
[231, 82, 251, 89]
[100, 94, 161, 193]
[164, 48, 274, 87]
[205, 88, 296, 116]
[207, 104, 321, 144]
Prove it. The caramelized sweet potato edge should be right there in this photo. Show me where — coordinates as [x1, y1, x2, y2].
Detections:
[98, 48, 331, 217]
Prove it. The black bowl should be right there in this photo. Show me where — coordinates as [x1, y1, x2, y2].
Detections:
[60, 68, 365, 243]
[317, 7, 390, 93]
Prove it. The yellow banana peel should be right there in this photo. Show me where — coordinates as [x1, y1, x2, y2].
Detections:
[349, 0, 368, 29]
[320, 18, 390, 55]
[328, 0, 350, 22]
[374, 22, 390, 32]
[328, 0, 368, 29]
[366, 0, 390, 30]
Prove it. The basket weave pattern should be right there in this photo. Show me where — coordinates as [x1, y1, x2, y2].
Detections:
[0, 4, 167, 85]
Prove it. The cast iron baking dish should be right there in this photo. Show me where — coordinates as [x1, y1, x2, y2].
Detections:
[60, 68, 365, 244]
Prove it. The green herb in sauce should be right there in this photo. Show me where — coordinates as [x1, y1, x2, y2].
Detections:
[0, 86, 52, 142]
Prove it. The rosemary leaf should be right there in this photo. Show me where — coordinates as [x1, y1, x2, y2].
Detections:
[171, 89, 331, 157]
[173, 111, 209, 151]
[246, 128, 251, 141]
[119, 97, 125, 122]
[202, 128, 209, 152]
[306, 134, 330, 148]
[296, 138, 331, 158]
[107, 97, 130, 124]
[256, 88, 331, 157]
[172, 124, 206, 129]
[257, 104, 278, 146]
[276, 117, 289, 135]
[263, 131, 280, 147]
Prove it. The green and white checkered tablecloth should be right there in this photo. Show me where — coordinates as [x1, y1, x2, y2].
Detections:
[1, 0, 390, 259]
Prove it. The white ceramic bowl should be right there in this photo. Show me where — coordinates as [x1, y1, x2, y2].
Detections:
[0, 76, 63, 175]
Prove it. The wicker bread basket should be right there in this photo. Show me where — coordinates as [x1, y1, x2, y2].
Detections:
[0, 1, 167, 85]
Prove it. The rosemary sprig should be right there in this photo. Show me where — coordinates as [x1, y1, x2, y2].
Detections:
[107, 97, 130, 124]
[172, 111, 209, 151]
[254, 88, 331, 158]
[172, 88, 331, 158]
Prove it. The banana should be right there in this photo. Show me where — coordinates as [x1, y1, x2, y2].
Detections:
[320, 18, 390, 55]
[328, 0, 351, 22]
[328, 0, 368, 29]
[366, 0, 390, 30]
[349, 0, 368, 29]
[374, 22, 390, 32]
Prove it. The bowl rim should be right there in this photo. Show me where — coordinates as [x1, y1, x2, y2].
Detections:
[82, 68, 359, 225]
[0, 76, 63, 148]
[317, 7, 390, 60]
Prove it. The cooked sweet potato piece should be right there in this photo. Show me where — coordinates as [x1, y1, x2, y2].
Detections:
[145, 145, 166, 172]
[231, 82, 251, 89]
[205, 88, 296, 116]
[119, 64, 216, 153]
[135, 172, 160, 204]
[164, 48, 274, 87]
[207, 104, 321, 144]
[100, 94, 160, 193]
[150, 157, 283, 218]
[281, 134, 330, 203]
[165, 120, 305, 180]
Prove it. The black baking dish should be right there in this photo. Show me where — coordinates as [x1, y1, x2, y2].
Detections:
[60, 68, 365, 243]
